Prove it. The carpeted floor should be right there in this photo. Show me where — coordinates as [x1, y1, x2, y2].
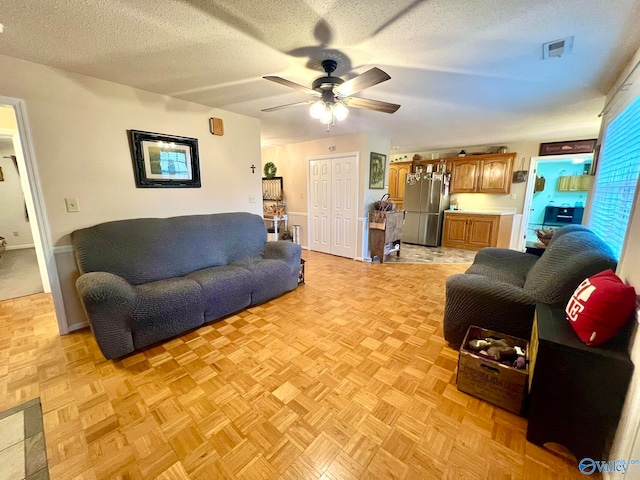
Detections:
[0, 398, 49, 480]
[373, 243, 477, 264]
[0, 248, 44, 301]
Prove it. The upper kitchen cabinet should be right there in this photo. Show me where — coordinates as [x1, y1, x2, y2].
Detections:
[388, 161, 411, 210]
[449, 160, 479, 193]
[450, 153, 516, 194]
[557, 175, 592, 192]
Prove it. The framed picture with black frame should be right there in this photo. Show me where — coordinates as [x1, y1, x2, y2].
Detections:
[129, 130, 201, 188]
[369, 152, 386, 189]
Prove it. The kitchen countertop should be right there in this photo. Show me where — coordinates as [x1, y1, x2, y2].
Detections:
[445, 209, 516, 216]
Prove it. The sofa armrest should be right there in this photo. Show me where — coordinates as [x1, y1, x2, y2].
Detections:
[76, 272, 137, 359]
[444, 274, 537, 348]
[264, 241, 302, 272]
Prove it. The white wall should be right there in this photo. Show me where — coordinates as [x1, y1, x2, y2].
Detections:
[0, 143, 34, 247]
[0, 54, 263, 330]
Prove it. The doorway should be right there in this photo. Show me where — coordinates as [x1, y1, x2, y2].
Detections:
[0, 131, 44, 300]
[308, 153, 359, 259]
[0, 97, 67, 334]
[520, 153, 593, 250]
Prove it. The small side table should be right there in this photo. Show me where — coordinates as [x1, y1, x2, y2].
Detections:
[527, 304, 633, 461]
[369, 210, 404, 263]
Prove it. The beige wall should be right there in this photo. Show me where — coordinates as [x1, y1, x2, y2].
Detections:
[0, 54, 263, 246]
[0, 105, 18, 130]
[262, 131, 390, 259]
[0, 53, 263, 329]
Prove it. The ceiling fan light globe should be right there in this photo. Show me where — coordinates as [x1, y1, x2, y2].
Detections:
[333, 103, 349, 121]
[309, 101, 325, 119]
[319, 108, 333, 125]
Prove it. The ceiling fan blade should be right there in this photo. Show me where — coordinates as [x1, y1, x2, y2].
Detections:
[262, 100, 315, 112]
[263, 76, 319, 96]
[335, 68, 391, 96]
[343, 97, 400, 114]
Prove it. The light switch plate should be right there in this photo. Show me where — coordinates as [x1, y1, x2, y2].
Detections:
[65, 198, 80, 213]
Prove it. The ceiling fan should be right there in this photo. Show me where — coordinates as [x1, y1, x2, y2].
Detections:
[262, 59, 400, 127]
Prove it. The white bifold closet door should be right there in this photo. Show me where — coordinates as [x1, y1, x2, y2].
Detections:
[309, 155, 357, 259]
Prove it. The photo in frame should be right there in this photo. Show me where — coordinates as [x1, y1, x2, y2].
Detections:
[369, 152, 386, 189]
[129, 130, 201, 188]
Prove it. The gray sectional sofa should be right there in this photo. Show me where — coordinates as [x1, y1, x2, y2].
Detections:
[71, 212, 301, 359]
[443, 225, 617, 348]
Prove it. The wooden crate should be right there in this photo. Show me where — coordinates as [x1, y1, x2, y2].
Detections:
[456, 326, 529, 415]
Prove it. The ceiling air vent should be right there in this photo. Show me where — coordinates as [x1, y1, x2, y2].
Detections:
[543, 36, 574, 59]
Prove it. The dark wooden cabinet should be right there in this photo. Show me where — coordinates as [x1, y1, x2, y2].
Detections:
[527, 304, 634, 461]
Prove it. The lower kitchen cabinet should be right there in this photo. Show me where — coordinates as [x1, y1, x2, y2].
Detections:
[442, 212, 514, 250]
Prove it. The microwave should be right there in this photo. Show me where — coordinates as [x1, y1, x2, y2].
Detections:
[544, 206, 584, 225]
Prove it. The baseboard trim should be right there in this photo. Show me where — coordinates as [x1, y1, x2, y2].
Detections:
[68, 321, 88, 332]
[53, 245, 73, 254]
[5, 244, 35, 250]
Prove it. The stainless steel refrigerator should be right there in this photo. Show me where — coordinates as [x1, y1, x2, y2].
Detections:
[402, 175, 449, 246]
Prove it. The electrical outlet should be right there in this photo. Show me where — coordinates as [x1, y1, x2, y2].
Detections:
[65, 198, 80, 213]
[299, 192, 304, 200]
[248, 195, 256, 203]
[13, 231, 18, 236]
[510, 193, 517, 200]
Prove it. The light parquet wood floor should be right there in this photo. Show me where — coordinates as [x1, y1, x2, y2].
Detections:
[0, 251, 588, 479]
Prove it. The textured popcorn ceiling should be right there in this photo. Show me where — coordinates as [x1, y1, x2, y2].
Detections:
[0, 0, 639, 149]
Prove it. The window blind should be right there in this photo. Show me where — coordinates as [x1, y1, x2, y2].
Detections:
[588, 94, 640, 259]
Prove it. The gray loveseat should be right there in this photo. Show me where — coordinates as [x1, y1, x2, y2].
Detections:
[443, 225, 617, 348]
[72, 212, 301, 359]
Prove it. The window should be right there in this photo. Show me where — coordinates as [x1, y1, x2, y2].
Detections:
[589, 95, 640, 259]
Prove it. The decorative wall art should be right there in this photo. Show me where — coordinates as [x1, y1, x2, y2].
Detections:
[369, 152, 386, 189]
[539, 139, 597, 156]
[129, 130, 201, 188]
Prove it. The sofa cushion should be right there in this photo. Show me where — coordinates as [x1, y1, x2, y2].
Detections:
[186, 265, 253, 321]
[132, 277, 204, 349]
[467, 248, 539, 287]
[72, 212, 267, 285]
[547, 224, 590, 247]
[523, 230, 616, 305]
[233, 258, 298, 305]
